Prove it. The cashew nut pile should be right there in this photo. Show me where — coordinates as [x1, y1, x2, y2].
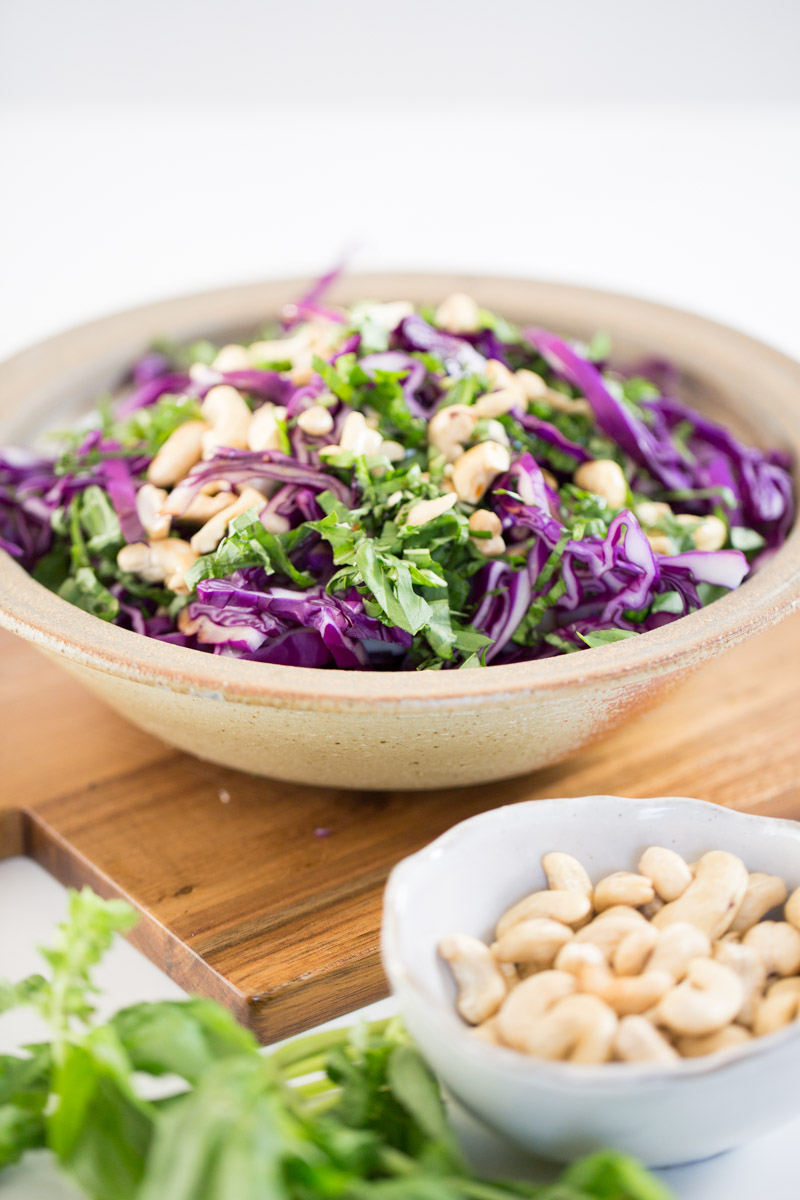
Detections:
[439, 847, 800, 1064]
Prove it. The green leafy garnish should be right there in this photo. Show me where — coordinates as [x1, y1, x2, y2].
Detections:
[114, 394, 203, 454]
[730, 526, 766, 553]
[185, 507, 315, 591]
[577, 629, 639, 648]
[0, 889, 676, 1199]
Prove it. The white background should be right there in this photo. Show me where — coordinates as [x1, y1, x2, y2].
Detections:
[1, 1, 800, 1195]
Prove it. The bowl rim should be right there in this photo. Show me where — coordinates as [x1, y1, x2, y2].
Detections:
[1, 272, 799, 709]
[382, 794, 800, 1088]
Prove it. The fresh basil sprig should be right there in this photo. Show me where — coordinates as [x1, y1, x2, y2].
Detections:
[0, 889, 675, 1200]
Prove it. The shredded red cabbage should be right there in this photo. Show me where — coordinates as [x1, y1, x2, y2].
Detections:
[1, 282, 793, 670]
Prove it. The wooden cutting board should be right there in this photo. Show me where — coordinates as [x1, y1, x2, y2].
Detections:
[2, 619, 799, 1042]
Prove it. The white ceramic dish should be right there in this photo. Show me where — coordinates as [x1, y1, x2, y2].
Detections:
[382, 795, 800, 1167]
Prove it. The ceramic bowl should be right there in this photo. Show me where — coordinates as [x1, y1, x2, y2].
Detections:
[1, 275, 799, 789]
[382, 795, 800, 1166]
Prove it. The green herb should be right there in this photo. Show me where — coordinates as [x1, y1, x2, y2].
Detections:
[620, 377, 660, 404]
[79, 486, 123, 554]
[542, 632, 582, 653]
[0, 890, 675, 1200]
[44, 494, 123, 620]
[309, 494, 489, 664]
[584, 332, 612, 363]
[185, 507, 315, 591]
[150, 337, 217, 371]
[659, 486, 736, 511]
[577, 629, 639, 648]
[312, 353, 355, 402]
[730, 526, 766, 553]
[649, 591, 684, 615]
[114, 394, 203, 454]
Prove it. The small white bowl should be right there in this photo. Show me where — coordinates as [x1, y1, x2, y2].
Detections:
[381, 795, 800, 1167]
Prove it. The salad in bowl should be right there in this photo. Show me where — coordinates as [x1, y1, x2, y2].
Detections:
[0, 275, 793, 673]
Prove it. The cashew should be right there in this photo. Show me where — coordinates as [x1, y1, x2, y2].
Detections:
[406, 492, 457, 527]
[730, 873, 788, 934]
[521, 993, 618, 1063]
[147, 420, 208, 487]
[212, 343, 252, 372]
[513, 369, 549, 401]
[468, 508, 505, 556]
[676, 1025, 752, 1058]
[250, 327, 314, 367]
[573, 460, 627, 510]
[713, 940, 766, 1027]
[247, 403, 287, 452]
[496, 890, 592, 939]
[541, 852, 593, 899]
[742, 921, 800, 977]
[116, 538, 197, 594]
[594, 872, 655, 912]
[579, 961, 673, 1016]
[189, 486, 267, 555]
[656, 959, 744, 1037]
[468, 509, 502, 537]
[593, 906, 648, 924]
[161, 485, 234, 524]
[785, 886, 800, 932]
[483, 359, 517, 390]
[638, 847, 693, 903]
[636, 501, 672, 529]
[473, 387, 521, 419]
[479, 419, 510, 448]
[338, 411, 383, 456]
[493, 918, 573, 970]
[647, 922, 711, 981]
[471, 1016, 502, 1045]
[451, 441, 511, 505]
[496, 970, 577, 1051]
[691, 515, 728, 553]
[613, 923, 660, 976]
[438, 933, 508, 1025]
[357, 300, 415, 332]
[574, 912, 648, 960]
[554, 941, 606, 977]
[201, 385, 252, 458]
[135, 483, 171, 540]
[515, 369, 592, 415]
[434, 292, 480, 334]
[652, 850, 748, 940]
[614, 1016, 679, 1064]
[647, 535, 674, 556]
[497, 960, 521, 989]
[428, 405, 477, 462]
[380, 439, 405, 462]
[297, 404, 334, 437]
[753, 977, 800, 1036]
[188, 363, 219, 385]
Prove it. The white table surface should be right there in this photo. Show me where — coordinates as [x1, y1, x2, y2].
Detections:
[1, 99, 799, 1196]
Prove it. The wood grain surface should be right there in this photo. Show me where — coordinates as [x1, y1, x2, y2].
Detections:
[2, 619, 799, 1042]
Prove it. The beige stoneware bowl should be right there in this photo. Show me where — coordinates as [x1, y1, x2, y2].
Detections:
[1, 275, 799, 789]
